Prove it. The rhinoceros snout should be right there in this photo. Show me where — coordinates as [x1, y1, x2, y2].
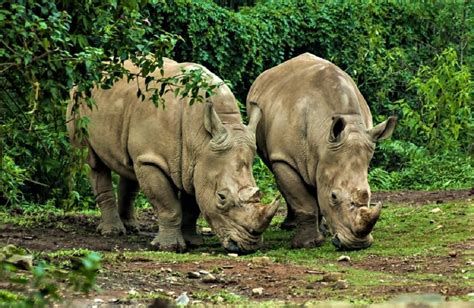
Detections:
[224, 239, 253, 255]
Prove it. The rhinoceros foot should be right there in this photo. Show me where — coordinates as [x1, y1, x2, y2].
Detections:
[182, 229, 204, 247]
[97, 219, 126, 236]
[122, 218, 140, 234]
[291, 226, 325, 249]
[151, 228, 187, 252]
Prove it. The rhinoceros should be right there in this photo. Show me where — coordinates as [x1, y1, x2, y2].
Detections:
[246, 53, 396, 250]
[67, 59, 279, 253]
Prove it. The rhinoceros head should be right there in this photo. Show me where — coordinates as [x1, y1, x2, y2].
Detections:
[194, 103, 279, 254]
[316, 115, 397, 250]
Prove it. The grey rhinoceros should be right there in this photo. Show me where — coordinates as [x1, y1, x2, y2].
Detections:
[246, 53, 396, 250]
[67, 58, 279, 254]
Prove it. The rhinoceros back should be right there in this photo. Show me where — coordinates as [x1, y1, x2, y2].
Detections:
[247, 53, 373, 184]
[68, 59, 240, 188]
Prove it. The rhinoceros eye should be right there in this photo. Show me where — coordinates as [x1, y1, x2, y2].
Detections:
[330, 191, 340, 206]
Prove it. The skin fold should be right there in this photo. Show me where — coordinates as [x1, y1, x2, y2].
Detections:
[67, 59, 278, 253]
[247, 53, 396, 250]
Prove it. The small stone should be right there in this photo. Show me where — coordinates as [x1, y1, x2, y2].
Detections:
[201, 227, 214, 236]
[448, 251, 458, 258]
[93, 298, 104, 303]
[227, 253, 239, 257]
[166, 276, 178, 283]
[165, 267, 173, 273]
[202, 273, 217, 283]
[337, 255, 351, 262]
[252, 287, 264, 295]
[251, 256, 272, 264]
[187, 271, 201, 278]
[199, 270, 209, 275]
[322, 272, 343, 282]
[334, 279, 349, 289]
[6, 255, 33, 270]
[431, 207, 442, 213]
[176, 292, 190, 306]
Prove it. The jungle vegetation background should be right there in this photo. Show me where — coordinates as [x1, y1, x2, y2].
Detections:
[1, 0, 473, 211]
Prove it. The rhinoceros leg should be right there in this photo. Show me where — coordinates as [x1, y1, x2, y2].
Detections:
[88, 152, 126, 236]
[118, 177, 140, 233]
[180, 193, 204, 247]
[135, 163, 186, 252]
[272, 162, 325, 248]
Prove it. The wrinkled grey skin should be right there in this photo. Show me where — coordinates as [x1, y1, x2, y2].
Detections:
[67, 59, 278, 253]
[247, 53, 396, 250]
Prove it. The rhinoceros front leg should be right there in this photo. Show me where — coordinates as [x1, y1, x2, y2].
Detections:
[135, 163, 186, 252]
[180, 192, 204, 247]
[88, 156, 126, 236]
[118, 177, 140, 233]
[272, 161, 325, 248]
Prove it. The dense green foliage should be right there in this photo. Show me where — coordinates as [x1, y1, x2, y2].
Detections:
[0, 245, 101, 307]
[1, 0, 472, 209]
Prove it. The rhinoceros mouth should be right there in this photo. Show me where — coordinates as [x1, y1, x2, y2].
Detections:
[331, 225, 374, 251]
[219, 222, 262, 253]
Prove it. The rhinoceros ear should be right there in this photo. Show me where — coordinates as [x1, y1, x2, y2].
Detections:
[204, 101, 228, 141]
[368, 116, 397, 141]
[330, 116, 346, 143]
[247, 102, 262, 134]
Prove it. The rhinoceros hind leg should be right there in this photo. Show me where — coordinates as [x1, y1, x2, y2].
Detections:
[280, 205, 297, 230]
[272, 161, 324, 248]
[180, 193, 204, 247]
[135, 161, 186, 252]
[88, 151, 126, 236]
[118, 177, 140, 233]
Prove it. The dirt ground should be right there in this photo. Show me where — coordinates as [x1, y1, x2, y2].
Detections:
[1, 189, 473, 306]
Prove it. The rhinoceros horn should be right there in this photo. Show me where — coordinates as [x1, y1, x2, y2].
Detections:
[353, 202, 382, 237]
[251, 196, 281, 233]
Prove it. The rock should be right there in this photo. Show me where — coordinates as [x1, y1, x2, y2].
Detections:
[252, 287, 264, 296]
[334, 280, 349, 289]
[6, 255, 33, 270]
[200, 227, 214, 236]
[448, 250, 457, 258]
[128, 289, 138, 296]
[93, 298, 104, 303]
[198, 270, 209, 275]
[251, 256, 272, 264]
[322, 272, 343, 282]
[430, 208, 442, 213]
[202, 273, 217, 283]
[227, 253, 239, 257]
[337, 255, 351, 262]
[176, 292, 189, 306]
[187, 271, 201, 279]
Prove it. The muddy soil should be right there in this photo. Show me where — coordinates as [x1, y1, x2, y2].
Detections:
[1, 189, 473, 305]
